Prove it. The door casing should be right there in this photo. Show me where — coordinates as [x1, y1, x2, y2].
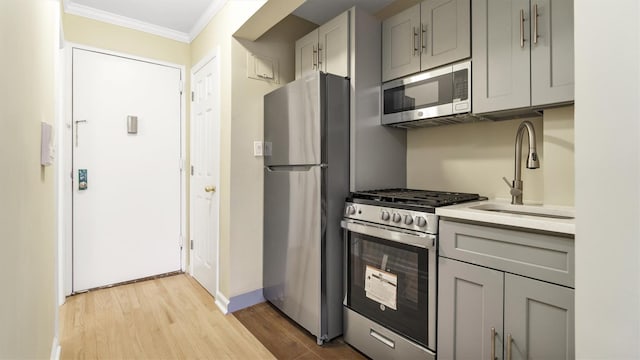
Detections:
[58, 43, 187, 297]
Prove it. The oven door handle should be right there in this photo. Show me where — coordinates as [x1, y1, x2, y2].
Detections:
[341, 219, 436, 250]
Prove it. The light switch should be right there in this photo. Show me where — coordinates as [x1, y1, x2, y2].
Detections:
[253, 141, 263, 156]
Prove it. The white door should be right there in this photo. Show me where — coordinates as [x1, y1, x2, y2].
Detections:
[72, 48, 182, 292]
[190, 55, 220, 296]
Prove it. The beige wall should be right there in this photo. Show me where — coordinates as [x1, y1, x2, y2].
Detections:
[0, 0, 60, 357]
[407, 106, 574, 206]
[190, 0, 315, 298]
[62, 13, 191, 67]
[229, 16, 317, 296]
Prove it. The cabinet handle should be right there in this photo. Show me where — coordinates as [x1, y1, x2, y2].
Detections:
[533, 4, 539, 45]
[312, 45, 317, 70]
[520, 9, 526, 48]
[506, 333, 513, 360]
[421, 23, 427, 54]
[491, 327, 496, 360]
[413, 27, 419, 56]
[317, 44, 323, 68]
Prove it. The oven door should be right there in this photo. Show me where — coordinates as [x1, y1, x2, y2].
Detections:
[341, 219, 437, 351]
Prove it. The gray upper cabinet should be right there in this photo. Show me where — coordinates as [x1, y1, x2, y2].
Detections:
[295, 11, 349, 79]
[420, 0, 471, 71]
[473, 0, 574, 114]
[530, 0, 574, 106]
[438, 219, 575, 360]
[382, 0, 470, 82]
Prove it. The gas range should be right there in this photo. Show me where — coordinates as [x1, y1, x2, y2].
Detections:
[344, 188, 484, 235]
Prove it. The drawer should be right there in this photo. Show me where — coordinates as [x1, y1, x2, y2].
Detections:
[439, 220, 574, 288]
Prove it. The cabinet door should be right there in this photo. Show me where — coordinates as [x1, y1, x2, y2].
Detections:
[504, 274, 575, 360]
[420, 0, 470, 70]
[382, 4, 421, 82]
[295, 29, 319, 80]
[530, 0, 574, 106]
[318, 11, 349, 78]
[472, 0, 531, 114]
[438, 257, 504, 360]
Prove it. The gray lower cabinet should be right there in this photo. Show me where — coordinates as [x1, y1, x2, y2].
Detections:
[472, 0, 574, 114]
[438, 220, 575, 360]
[504, 273, 574, 360]
[438, 257, 504, 360]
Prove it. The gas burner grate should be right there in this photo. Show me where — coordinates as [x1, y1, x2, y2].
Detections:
[351, 188, 483, 208]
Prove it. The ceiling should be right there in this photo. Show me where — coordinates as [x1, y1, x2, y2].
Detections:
[64, 0, 395, 42]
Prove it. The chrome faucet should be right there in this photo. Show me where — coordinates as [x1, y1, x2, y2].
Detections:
[503, 120, 540, 205]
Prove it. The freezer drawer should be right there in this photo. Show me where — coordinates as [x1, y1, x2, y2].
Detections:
[264, 72, 322, 166]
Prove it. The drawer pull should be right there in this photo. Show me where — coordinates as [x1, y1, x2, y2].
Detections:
[370, 329, 395, 349]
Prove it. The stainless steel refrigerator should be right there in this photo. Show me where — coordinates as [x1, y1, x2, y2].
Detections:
[263, 72, 349, 344]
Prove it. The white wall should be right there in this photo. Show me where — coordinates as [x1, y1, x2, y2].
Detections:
[0, 0, 60, 357]
[575, 1, 640, 358]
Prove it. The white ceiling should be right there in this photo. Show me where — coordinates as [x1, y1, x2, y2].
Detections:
[64, 0, 395, 43]
[293, 0, 394, 25]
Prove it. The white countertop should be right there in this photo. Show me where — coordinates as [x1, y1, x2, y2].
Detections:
[436, 199, 575, 235]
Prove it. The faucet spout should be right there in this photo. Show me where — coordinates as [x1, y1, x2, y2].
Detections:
[510, 120, 539, 205]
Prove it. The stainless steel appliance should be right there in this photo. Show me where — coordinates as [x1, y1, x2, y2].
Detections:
[341, 189, 484, 359]
[263, 71, 349, 345]
[382, 60, 482, 128]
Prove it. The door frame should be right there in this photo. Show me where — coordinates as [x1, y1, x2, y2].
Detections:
[188, 48, 222, 302]
[58, 43, 187, 298]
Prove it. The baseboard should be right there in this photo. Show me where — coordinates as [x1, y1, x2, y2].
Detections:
[215, 291, 230, 314]
[50, 336, 61, 360]
[215, 288, 265, 314]
[227, 288, 265, 313]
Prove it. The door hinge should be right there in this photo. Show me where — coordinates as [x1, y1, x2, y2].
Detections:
[191, 91, 194, 102]
[190, 165, 194, 175]
[190, 240, 194, 250]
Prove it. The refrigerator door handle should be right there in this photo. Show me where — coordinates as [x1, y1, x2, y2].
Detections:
[265, 164, 327, 172]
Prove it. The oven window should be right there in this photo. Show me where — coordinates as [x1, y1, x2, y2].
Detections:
[346, 232, 429, 347]
[383, 72, 453, 115]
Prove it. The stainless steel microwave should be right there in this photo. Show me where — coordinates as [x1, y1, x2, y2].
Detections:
[382, 61, 471, 127]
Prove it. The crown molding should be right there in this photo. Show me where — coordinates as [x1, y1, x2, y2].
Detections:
[63, 0, 191, 43]
[189, 0, 228, 42]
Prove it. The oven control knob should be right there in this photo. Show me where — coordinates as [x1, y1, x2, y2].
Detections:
[416, 216, 427, 227]
[404, 215, 414, 225]
[381, 211, 391, 221]
[392, 213, 402, 223]
[345, 205, 356, 216]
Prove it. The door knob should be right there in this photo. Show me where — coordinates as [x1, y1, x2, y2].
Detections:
[204, 186, 216, 193]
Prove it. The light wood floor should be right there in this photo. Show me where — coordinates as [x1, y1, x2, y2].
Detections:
[234, 303, 366, 360]
[59, 274, 275, 359]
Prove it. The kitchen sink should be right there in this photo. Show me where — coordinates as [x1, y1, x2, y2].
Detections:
[470, 203, 575, 220]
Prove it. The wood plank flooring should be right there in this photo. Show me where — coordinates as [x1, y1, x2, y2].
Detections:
[234, 302, 366, 360]
[59, 274, 275, 359]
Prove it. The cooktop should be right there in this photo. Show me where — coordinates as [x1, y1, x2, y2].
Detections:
[348, 188, 484, 212]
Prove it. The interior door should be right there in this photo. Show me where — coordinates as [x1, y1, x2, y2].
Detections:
[72, 48, 182, 292]
[190, 55, 220, 297]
